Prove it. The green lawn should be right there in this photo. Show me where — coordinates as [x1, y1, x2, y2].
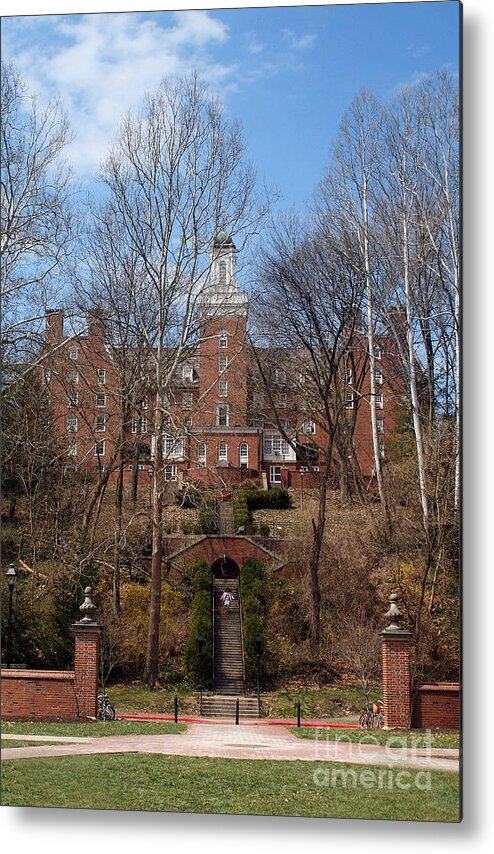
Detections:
[107, 682, 199, 716]
[1, 720, 186, 738]
[1, 753, 460, 821]
[290, 728, 460, 750]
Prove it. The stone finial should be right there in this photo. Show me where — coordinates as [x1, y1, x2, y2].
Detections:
[78, 587, 97, 623]
[383, 592, 407, 634]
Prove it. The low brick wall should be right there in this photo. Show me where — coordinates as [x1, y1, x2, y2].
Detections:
[411, 683, 460, 730]
[1, 669, 78, 720]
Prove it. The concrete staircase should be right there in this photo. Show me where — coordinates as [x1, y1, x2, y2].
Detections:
[213, 577, 244, 695]
[201, 694, 259, 720]
[218, 501, 234, 535]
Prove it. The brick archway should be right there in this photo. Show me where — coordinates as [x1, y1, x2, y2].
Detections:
[165, 534, 285, 578]
[211, 556, 240, 579]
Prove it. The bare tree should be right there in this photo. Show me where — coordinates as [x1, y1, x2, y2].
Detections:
[255, 215, 365, 652]
[99, 74, 266, 686]
[317, 90, 393, 536]
[1, 62, 75, 372]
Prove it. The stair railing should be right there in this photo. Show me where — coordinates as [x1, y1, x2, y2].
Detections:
[212, 582, 216, 690]
[237, 578, 246, 686]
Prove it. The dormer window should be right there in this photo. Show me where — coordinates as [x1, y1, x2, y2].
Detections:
[219, 330, 228, 348]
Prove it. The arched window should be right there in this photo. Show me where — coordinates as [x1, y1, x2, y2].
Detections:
[198, 442, 207, 467]
[239, 443, 248, 469]
[218, 442, 227, 461]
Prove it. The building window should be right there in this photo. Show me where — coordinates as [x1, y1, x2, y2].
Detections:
[270, 465, 282, 484]
[164, 464, 178, 481]
[141, 397, 148, 410]
[67, 440, 77, 456]
[302, 419, 316, 435]
[96, 393, 106, 408]
[219, 330, 228, 348]
[219, 355, 227, 372]
[379, 441, 385, 459]
[42, 368, 51, 384]
[377, 417, 384, 434]
[264, 433, 290, 457]
[184, 416, 192, 428]
[375, 348, 382, 361]
[280, 419, 289, 429]
[252, 391, 264, 406]
[346, 367, 352, 384]
[275, 367, 286, 383]
[216, 404, 229, 427]
[218, 379, 228, 397]
[239, 443, 249, 469]
[278, 392, 287, 407]
[375, 369, 383, 385]
[140, 416, 147, 434]
[251, 418, 264, 429]
[198, 442, 207, 467]
[95, 415, 106, 432]
[218, 442, 228, 461]
[182, 364, 193, 382]
[66, 415, 77, 432]
[345, 392, 354, 409]
[164, 415, 171, 429]
[67, 391, 78, 408]
[95, 440, 105, 456]
[97, 368, 106, 385]
[164, 435, 184, 459]
[183, 392, 193, 408]
[69, 347, 79, 361]
[131, 418, 138, 433]
[376, 394, 383, 410]
[68, 368, 79, 384]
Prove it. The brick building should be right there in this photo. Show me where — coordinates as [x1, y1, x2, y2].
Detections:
[40, 231, 401, 491]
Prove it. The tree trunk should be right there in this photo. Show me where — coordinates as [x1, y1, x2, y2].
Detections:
[130, 442, 139, 504]
[144, 404, 164, 688]
[113, 447, 125, 613]
[307, 440, 333, 654]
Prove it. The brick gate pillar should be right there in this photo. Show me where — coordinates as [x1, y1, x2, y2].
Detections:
[71, 587, 101, 718]
[380, 593, 413, 729]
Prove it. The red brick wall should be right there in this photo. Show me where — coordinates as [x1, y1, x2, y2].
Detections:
[411, 683, 460, 730]
[1, 670, 77, 720]
[165, 535, 279, 576]
[381, 634, 412, 729]
[1, 624, 101, 721]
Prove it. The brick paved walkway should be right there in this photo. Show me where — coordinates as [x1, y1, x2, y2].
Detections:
[2, 723, 459, 772]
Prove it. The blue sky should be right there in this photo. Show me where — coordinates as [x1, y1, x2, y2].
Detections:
[2, 2, 460, 211]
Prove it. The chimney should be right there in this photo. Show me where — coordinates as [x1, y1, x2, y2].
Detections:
[45, 309, 64, 345]
[87, 308, 106, 343]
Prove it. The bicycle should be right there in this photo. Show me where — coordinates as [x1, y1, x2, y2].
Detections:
[358, 700, 384, 729]
[97, 693, 116, 721]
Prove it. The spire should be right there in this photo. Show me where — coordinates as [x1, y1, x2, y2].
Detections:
[202, 231, 247, 317]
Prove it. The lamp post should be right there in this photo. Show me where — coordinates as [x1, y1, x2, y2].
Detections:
[6, 563, 17, 669]
[197, 634, 205, 715]
[255, 632, 262, 717]
[300, 470, 305, 510]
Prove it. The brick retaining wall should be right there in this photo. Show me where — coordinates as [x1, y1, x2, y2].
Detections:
[1, 669, 77, 720]
[411, 683, 460, 730]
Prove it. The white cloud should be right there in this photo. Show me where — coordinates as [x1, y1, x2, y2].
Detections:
[281, 28, 316, 50]
[3, 11, 235, 175]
